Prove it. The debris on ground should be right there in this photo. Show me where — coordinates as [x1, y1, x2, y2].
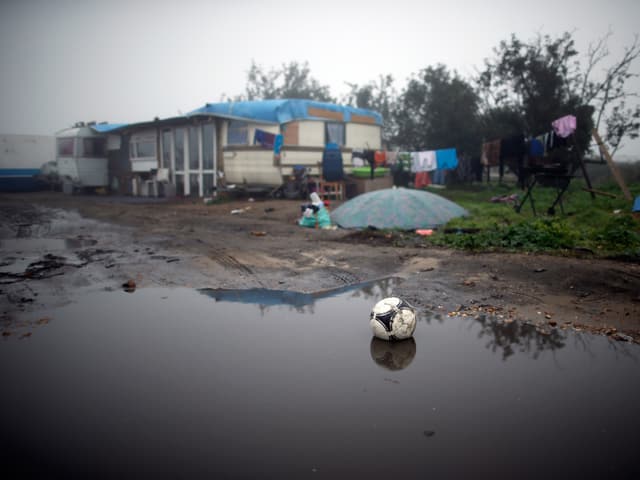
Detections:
[122, 279, 136, 293]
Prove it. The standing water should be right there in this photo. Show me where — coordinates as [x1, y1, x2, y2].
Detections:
[0, 279, 638, 479]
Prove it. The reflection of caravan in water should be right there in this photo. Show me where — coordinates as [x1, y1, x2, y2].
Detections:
[56, 123, 109, 190]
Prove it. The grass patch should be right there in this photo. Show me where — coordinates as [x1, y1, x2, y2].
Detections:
[419, 180, 640, 259]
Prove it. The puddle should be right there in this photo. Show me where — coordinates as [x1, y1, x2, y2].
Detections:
[0, 238, 98, 278]
[0, 238, 97, 252]
[199, 277, 401, 311]
[0, 282, 639, 478]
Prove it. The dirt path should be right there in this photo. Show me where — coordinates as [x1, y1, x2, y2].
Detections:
[2, 191, 639, 342]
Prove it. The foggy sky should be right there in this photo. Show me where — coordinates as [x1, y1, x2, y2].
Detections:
[1, 0, 639, 156]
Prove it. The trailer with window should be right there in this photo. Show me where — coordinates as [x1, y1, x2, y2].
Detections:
[67, 100, 384, 198]
[187, 99, 383, 196]
[56, 123, 110, 191]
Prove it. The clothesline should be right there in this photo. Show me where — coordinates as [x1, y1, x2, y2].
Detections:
[481, 114, 577, 168]
[351, 148, 458, 171]
[352, 148, 458, 188]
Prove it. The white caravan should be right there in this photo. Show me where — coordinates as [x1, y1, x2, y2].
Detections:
[56, 124, 109, 190]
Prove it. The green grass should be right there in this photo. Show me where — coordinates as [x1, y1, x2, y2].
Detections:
[418, 180, 640, 259]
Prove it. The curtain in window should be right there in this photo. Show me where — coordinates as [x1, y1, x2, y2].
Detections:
[326, 123, 345, 146]
[227, 121, 248, 145]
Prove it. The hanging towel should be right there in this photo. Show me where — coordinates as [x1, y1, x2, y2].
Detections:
[421, 151, 437, 171]
[431, 169, 446, 185]
[411, 151, 436, 172]
[273, 134, 283, 154]
[530, 137, 545, 157]
[481, 140, 501, 166]
[254, 129, 276, 148]
[410, 152, 420, 173]
[414, 171, 431, 188]
[374, 150, 386, 166]
[385, 151, 398, 165]
[551, 115, 577, 138]
[435, 148, 458, 169]
[352, 149, 365, 167]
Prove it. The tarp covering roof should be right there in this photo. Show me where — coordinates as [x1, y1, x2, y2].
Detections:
[187, 99, 383, 125]
[90, 123, 129, 133]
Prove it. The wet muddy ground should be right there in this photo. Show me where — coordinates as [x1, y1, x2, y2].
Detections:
[1, 191, 639, 342]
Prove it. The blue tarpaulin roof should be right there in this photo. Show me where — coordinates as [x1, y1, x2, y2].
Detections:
[90, 123, 129, 133]
[187, 99, 383, 126]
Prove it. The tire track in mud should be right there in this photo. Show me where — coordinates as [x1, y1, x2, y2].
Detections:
[208, 249, 254, 276]
[327, 267, 360, 286]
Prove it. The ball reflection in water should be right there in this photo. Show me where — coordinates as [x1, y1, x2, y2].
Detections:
[370, 337, 417, 371]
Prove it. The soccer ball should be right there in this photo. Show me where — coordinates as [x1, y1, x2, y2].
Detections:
[370, 297, 417, 341]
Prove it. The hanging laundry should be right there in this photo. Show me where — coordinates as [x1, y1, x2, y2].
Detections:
[500, 134, 526, 160]
[500, 134, 526, 178]
[411, 151, 436, 173]
[352, 149, 365, 167]
[374, 150, 387, 167]
[481, 140, 501, 166]
[551, 114, 577, 138]
[546, 130, 569, 151]
[392, 153, 412, 187]
[528, 138, 544, 157]
[534, 134, 548, 157]
[363, 149, 376, 178]
[422, 151, 437, 171]
[273, 134, 284, 154]
[435, 148, 458, 170]
[254, 129, 276, 148]
[410, 152, 419, 173]
[398, 152, 412, 164]
[414, 171, 431, 189]
[431, 169, 446, 185]
[385, 151, 398, 165]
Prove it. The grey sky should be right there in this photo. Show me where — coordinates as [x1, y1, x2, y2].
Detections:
[1, 0, 639, 156]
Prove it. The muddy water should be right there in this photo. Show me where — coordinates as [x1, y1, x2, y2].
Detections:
[0, 238, 97, 251]
[1, 280, 639, 479]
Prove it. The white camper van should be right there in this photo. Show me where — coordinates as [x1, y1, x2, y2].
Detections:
[56, 124, 109, 191]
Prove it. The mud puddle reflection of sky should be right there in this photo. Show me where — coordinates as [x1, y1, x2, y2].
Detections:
[0, 279, 638, 479]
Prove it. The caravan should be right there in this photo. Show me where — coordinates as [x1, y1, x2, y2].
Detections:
[56, 123, 109, 191]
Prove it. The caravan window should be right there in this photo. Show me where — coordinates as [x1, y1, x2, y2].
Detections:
[129, 135, 156, 158]
[57, 137, 75, 156]
[161, 130, 172, 168]
[189, 127, 199, 169]
[227, 120, 248, 145]
[132, 141, 156, 158]
[325, 122, 345, 146]
[82, 137, 106, 157]
[174, 129, 185, 171]
[202, 123, 215, 169]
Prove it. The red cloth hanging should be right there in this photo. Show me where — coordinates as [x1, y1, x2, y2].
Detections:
[414, 171, 431, 188]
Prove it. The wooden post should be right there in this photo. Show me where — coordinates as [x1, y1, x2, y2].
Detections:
[592, 129, 632, 201]
[571, 134, 595, 198]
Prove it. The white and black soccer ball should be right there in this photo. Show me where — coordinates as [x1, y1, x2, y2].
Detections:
[370, 297, 417, 341]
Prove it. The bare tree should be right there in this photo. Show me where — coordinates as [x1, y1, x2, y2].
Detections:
[342, 75, 397, 143]
[580, 31, 640, 155]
